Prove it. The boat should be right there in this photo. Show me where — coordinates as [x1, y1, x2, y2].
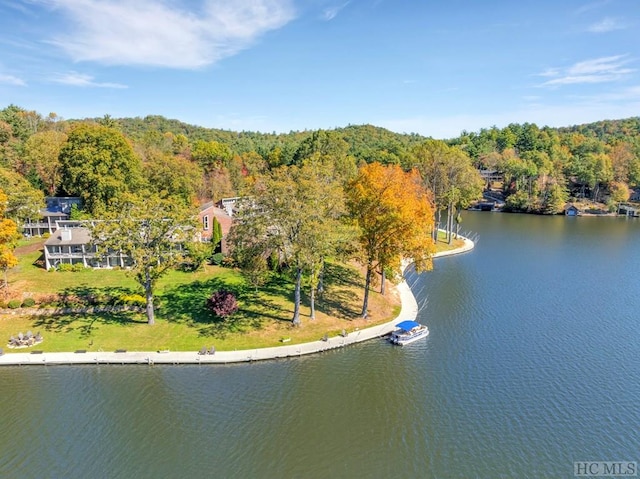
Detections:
[388, 320, 429, 345]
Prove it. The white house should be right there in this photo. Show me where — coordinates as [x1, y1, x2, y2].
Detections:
[43, 222, 132, 270]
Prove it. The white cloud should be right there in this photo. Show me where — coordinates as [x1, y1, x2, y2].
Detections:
[588, 17, 625, 33]
[0, 73, 26, 86]
[539, 55, 635, 87]
[378, 86, 640, 138]
[51, 71, 128, 88]
[575, 0, 612, 15]
[43, 0, 296, 69]
[322, 1, 350, 21]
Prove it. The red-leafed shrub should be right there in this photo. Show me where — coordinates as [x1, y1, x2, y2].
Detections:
[206, 290, 238, 317]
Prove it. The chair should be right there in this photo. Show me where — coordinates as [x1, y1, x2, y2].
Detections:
[198, 346, 207, 355]
[0, 347, 3, 356]
[208, 346, 216, 355]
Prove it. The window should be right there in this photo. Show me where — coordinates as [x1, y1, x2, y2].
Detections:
[203, 215, 210, 230]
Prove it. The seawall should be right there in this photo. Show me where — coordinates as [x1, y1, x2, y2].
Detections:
[0, 236, 474, 366]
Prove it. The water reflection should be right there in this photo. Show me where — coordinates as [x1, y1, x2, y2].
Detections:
[1, 212, 639, 478]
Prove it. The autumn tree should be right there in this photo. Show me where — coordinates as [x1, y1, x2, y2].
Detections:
[609, 181, 630, 212]
[294, 130, 357, 182]
[412, 140, 482, 243]
[191, 140, 233, 171]
[141, 148, 203, 206]
[229, 160, 346, 325]
[23, 130, 68, 195]
[0, 166, 44, 223]
[0, 190, 19, 298]
[59, 123, 143, 215]
[346, 162, 435, 319]
[90, 195, 193, 324]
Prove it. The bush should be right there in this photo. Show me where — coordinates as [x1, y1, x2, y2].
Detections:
[71, 263, 86, 272]
[21, 298, 36, 308]
[221, 256, 235, 268]
[211, 252, 224, 265]
[7, 299, 21, 309]
[119, 294, 146, 307]
[0, 300, 6, 309]
[57, 263, 74, 272]
[206, 290, 238, 318]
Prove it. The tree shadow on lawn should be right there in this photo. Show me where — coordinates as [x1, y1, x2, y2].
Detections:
[160, 276, 296, 339]
[314, 286, 361, 320]
[30, 311, 147, 338]
[308, 262, 362, 320]
[323, 262, 363, 289]
[55, 285, 140, 307]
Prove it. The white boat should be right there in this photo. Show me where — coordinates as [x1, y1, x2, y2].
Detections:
[388, 320, 429, 345]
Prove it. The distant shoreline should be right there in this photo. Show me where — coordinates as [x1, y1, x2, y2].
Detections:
[0, 236, 474, 366]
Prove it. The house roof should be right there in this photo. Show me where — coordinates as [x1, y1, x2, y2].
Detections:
[198, 203, 232, 220]
[45, 227, 92, 246]
[199, 201, 214, 212]
[41, 211, 69, 218]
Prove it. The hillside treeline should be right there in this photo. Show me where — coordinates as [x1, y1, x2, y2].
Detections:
[1, 104, 639, 222]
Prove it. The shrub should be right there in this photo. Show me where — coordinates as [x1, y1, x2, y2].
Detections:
[119, 294, 146, 307]
[38, 295, 58, 308]
[221, 256, 235, 268]
[206, 290, 238, 318]
[21, 298, 36, 308]
[71, 263, 86, 272]
[57, 263, 74, 272]
[211, 252, 224, 265]
[7, 299, 21, 309]
[0, 300, 6, 309]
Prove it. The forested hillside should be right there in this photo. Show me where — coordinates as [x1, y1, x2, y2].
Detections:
[1, 103, 639, 223]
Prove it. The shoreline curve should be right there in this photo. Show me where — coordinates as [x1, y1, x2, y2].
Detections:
[0, 237, 474, 366]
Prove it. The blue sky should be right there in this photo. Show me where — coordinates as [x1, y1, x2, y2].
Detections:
[0, 0, 638, 138]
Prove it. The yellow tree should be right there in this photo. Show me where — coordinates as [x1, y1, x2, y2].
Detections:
[0, 190, 19, 298]
[346, 163, 435, 319]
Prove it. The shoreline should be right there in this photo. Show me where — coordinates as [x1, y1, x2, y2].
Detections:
[0, 236, 474, 366]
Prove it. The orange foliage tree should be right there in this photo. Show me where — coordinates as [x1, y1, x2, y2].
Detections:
[346, 162, 435, 319]
[0, 189, 19, 298]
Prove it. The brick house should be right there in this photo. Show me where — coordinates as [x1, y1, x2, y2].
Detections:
[197, 201, 233, 253]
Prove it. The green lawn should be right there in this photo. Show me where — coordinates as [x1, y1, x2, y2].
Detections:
[2, 235, 459, 353]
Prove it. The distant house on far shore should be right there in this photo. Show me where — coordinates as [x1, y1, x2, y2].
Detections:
[565, 205, 581, 216]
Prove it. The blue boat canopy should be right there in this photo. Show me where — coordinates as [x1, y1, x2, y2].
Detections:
[395, 320, 421, 331]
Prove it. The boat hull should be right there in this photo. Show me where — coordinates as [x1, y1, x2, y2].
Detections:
[389, 326, 429, 346]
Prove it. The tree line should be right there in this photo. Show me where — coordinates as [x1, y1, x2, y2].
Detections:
[1, 104, 638, 324]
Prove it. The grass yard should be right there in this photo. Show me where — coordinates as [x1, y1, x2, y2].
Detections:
[1, 234, 461, 353]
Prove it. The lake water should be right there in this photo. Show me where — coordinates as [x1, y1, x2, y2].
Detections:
[1, 213, 639, 478]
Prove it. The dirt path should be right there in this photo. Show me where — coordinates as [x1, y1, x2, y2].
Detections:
[15, 239, 45, 255]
